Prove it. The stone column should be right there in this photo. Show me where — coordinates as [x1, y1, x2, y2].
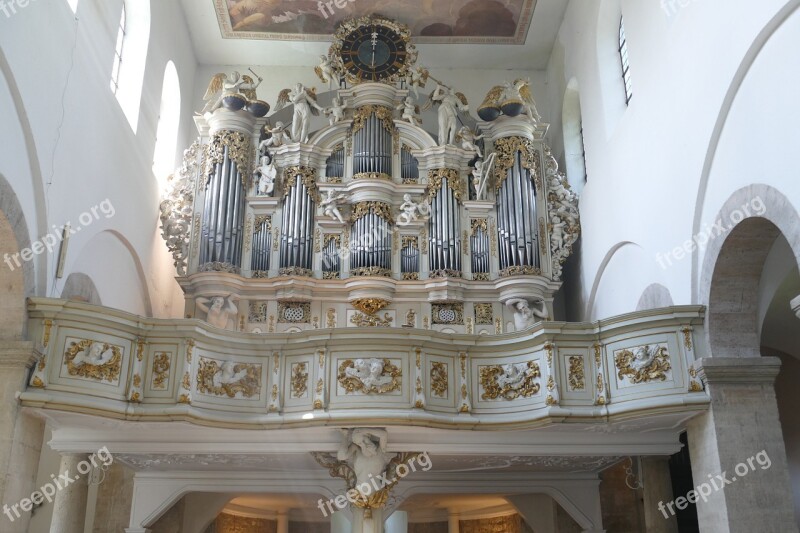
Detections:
[687, 357, 798, 533]
[447, 511, 460, 533]
[0, 341, 43, 533]
[49, 454, 89, 533]
[641, 457, 678, 533]
[384, 510, 408, 533]
[331, 510, 351, 533]
[277, 510, 289, 533]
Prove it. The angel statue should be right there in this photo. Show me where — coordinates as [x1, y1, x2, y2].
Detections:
[320, 189, 350, 224]
[196, 294, 239, 330]
[254, 155, 276, 196]
[258, 122, 289, 153]
[72, 342, 115, 367]
[505, 298, 549, 331]
[276, 83, 324, 143]
[324, 96, 348, 126]
[397, 194, 430, 225]
[405, 67, 429, 99]
[503, 78, 542, 123]
[458, 126, 484, 158]
[472, 152, 497, 201]
[396, 96, 420, 126]
[428, 84, 469, 146]
[200, 71, 262, 115]
[315, 55, 339, 85]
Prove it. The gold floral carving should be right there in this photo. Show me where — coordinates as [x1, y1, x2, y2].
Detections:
[351, 266, 393, 278]
[272, 226, 280, 251]
[466, 317, 474, 334]
[314, 228, 322, 253]
[244, 215, 253, 254]
[279, 266, 313, 277]
[500, 265, 542, 277]
[471, 218, 488, 235]
[546, 376, 558, 406]
[568, 356, 585, 391]
[682, 327, 693, 350]
[282, 166, 319, 202]
[203, 130, 252, 185]
[152, 352, 171, 389]
[350, 312, 393, 328]
[352, 172, 393, 182]
[351, 298, 390, 315]
[291, 363, 309, 398]
[420, 227, 428, 255]
[350, 105, 395, 135]
[351, 202, 393, 224]
[425, 169, 464, 203]
[278, 301, 311, 323]
[489, 218, 497, 257]
[337, 358, 402, 394]
[688, 366, 704, 392]
[196, 357, 262, 399]
[495, 318, 502, 334]
[63, 340, 122, 383]
[480, 361, 541, 400]
[474, 303, 493, 325]
[326, 308, 337, 328]
[430, 362, 448, 398]
[492, 136, 541, 191]
[432, 303, 464, 325]
[473, 272, 490, 281]
[42, 319, 53, 349]
[539, 217, 548, 258]
[615, 344, 672, 384]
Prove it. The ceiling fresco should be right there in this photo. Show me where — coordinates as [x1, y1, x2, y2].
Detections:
[214, 0, 538, 44]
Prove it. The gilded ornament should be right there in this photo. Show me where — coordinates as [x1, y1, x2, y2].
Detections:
[282, 165, 320, 202]
[350, 312, 393, 328]
[182, 372, 191, 391]
[350, 105, 395, 135]
[430, 362, 448, 398]
[31, 376, 45, 388]
[244, 215, 253, 254]
[352, 172, 393, 182]
[420, 227, 428, 255]
[196, 357, 262, 399]
[492, 136, 541, 191]
[291, 363, 309, 398]
[682, 327, 694, 351]
[568, 356, 586, 391]
[432, 303, 464, 325]
[350, 202, 393, 224]
[614, 344, 672, 384]
[495, 317, 502, 334]
[350, 266, 392, 278]
[203, 130, 252, 185]
[326, 308, 337, 329]
[338, 358, 402, 394]
[425, 169, 464, 203]
[500, 265, 541, 277]
[474, 303, 493, 325]
[429, 269, 463, 279]
[473, 272, 490, 281]
[63, 340, 123, 383]
[278, 302, 311, 324]
[480, 361, 541, 400]
[466, 317, 474, 334]
[272, 226, 280, 251]
[351, 298, 390, 315]
[42, 319, 53, 349]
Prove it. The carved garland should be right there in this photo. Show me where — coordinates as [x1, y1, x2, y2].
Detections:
[492, 136, 541, 192]
[63, 340, 123, 383]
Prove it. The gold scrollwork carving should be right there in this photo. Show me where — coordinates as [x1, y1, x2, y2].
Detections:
[614, 344, 672, 384]
[474, 304, 493, 325]
[337, 358, 402, 394]
[196, 357, 262, 399]
[425, 169, 464, 203]
[203, 130, 252, 185]
[499, 265, 542, 277]
[350, 312, 393, 328]
[470, 218, 488, 235]
[291, 363, 309, 398]
[480, 361, 541, 401]
[493, 136, 541, 192]
[278, 302, 311, 323]
[282, 165, 319, 202]
[63, 339, 122, 383]
[352, 172, 393, 182]
[682, 327, 694, 351]
[350, 202, 393, 224]
[351, 266, 392, 278]
[42, 319, 53, 349]
[568, 356, 585, 391]
[350, 105, 395, 135]
[351, 298, 390, 315]
[152, 352, 171, 389]
[432, 303, 464, 325]
[430, 362, 448, 398]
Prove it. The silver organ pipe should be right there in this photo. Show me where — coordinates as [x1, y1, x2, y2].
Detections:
[401, 146, 419, 183]
[350, 205, 391, 275]
[496, 151, 539, 271]
[250, 217, 272, 272]
[471, 225, 489, 275]
[325, 145, 345, 180]
[353, 112, 392, 176]
[427, 176, 462, 275]
[200, 144, 246, 269]
[322, 236, 340, 276]
[279, 175, 315, 271]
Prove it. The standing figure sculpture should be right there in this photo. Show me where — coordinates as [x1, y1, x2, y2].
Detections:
[276, 84, 324, 143]
[254, 156, 276, 196]
[196, 295, 239, 330]
[325, 96, 349, 125]
[472, 152, 497, 202]
[430, 84, 469, 146]
[337, 428, 396, 496]
[458, 126, 484, 158]
[320, 190, 350, 224]
[505, 298, 549, 331]
[396, 96, 420, 126]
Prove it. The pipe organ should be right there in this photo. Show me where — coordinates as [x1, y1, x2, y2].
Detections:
[162, 61, 579, 338]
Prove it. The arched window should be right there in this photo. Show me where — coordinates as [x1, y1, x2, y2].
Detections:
[110, 3, 126, 94]
[110, 0, 150, 133]
[153, 62, 182, 183]
[618, 16, 633, 104]
[66, 0, 79, 13]
[562, 78, 587, 194]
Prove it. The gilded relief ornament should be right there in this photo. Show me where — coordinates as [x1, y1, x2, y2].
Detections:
[432, 303, 464, 325]
[282, 165, 320, 202]
[350, 202, 393, 224]
[160, 141, 201, 276]
[492, 137, 541, 192]
[351, 298, 390, 315]
[480, 361, 541, 401]
[614, 344, 672, 384]
[338, 358, 402, 394]
[545, 147, 581, 280]
[350, 312, 393, 328]
[425, 169, 464, 203]
[63, 339, 123, 384]
[474, 303, 493, 325]
[196, 357, 262, 399]
[203, 131, 252, 185]
[430, 362, 448, 398]
[326, 308, 337, 329]
[151, 352, 171, 390]
[568, 356, 585, 391]
[278, 302, 311, 323]
[291, 363, 309, 398]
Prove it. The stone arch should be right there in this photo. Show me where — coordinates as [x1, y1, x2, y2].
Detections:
[691, 1, 800, 302]
[584, 241, 635, 320]
[60, 272, 102, 305]
[635, 283, 674, 312]
[0, 174, 35, 339]
[700, 185, 800, 358]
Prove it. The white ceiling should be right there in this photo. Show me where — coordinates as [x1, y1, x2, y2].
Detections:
[179, 0, 570, 69]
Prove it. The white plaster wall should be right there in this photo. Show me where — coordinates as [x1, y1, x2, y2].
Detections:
[0, 0, 198, 317]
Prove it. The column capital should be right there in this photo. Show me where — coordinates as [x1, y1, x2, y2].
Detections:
[0, 340, 37, 369]
[791, 295, 800, 320]
[695, 357, 781, 385]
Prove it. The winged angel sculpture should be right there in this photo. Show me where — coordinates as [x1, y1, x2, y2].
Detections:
[275, 83, 324, 143]
[200, 71, 262, 114]
[423, 83, 469, 146]
[478, 78, 542, 124]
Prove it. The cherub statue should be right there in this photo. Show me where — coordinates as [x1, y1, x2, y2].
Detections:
[337, 428, 396, 493]
[472, 152, 497, 201]
[200, 71, 262, 114]
[276, 83, 324, 143]
[254, 156, 276, 196]
[550, 216, 567, 252]
[258, 122, 288, 152]
[320, 189, 350, 223]
[315, 55, 338, 84]
[458, 126, 484, 158]
[505, 298, 549, 331]
[396, 96, 420, 126]
[631, 345, 658, 372]
[405, 67, 429, 99]
[497, 362, 528, 388]
[397, 194, 430, 225]
[215, 361, 248, 386]
[72, 342, 115, 367]
[427, 84, 469, 146]
[196, 295, 239, 330]
[324, 96, 348, 126]
[503, 78, 542, 123]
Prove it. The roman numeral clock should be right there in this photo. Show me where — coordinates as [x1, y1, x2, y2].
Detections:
[329, 16, 417, 84]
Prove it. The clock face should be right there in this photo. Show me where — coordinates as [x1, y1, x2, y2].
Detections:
[340, 24, 408, 82]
